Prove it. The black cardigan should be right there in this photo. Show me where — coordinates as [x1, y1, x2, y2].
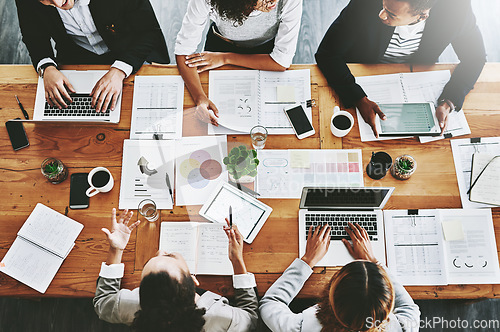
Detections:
[15, 0, 170, 73]
[315, 0, 486, 110]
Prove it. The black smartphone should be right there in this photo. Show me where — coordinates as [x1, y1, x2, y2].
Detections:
[5, 120, 29, 151]
[70, 173, 90, 209]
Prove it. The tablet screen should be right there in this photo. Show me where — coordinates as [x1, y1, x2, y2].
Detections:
[202, 185, 266, 240]
[379, 103, 437, 134]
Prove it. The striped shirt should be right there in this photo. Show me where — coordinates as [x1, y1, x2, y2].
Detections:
[382, 20, 426, 63]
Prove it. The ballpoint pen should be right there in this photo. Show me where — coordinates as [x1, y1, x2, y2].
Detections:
[165, 172, 174, 204]
[229, 206, 233, 229]
[15, 95, 29, 120]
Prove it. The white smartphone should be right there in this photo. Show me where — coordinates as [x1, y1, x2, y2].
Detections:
[284, 104, 315, 139]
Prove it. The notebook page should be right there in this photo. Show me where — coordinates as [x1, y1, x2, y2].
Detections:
[17, 204, 84, 258]
[470, 154, 500, 206]
[196, 224, 233, 275]
[159, 222, 197, 274]
[0, 236, 63, 293]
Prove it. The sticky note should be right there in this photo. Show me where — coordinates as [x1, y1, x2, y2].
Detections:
[442, 220, 465, 241]
[0, 262, 5, 268]
[277, 86, 296, 103]
[290, 151, 310, 168]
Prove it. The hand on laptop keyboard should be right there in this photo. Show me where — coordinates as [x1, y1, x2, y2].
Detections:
[90, 68, 125, 113]
[342, 222, 379, 264]
[301, 225, 331, 268]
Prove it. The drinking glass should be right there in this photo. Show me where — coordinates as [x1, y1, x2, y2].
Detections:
[138, 199, 159, 222]
[250, 125, 268, 150]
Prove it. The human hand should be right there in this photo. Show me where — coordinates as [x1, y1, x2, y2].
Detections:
[90, 67, 125, 112]
[43, 66, 76, 109]
[435, 103, 451, 135]
[195, 95, 219, 126]
[185, 52, 226, 73]
[223, 218, 247, 274]
[342, 222, 378, 263]
[301, 225, 331, 268]
[101, 208, 139, 251]
[355, 96, 386, 138]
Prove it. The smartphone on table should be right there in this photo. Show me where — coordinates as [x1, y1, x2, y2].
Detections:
[70, 173, 90, 209]
[283, 104, 315, 139]
[5, 119, 29, 151]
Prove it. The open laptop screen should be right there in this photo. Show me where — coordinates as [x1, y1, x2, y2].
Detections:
[299, 187, 393, 209]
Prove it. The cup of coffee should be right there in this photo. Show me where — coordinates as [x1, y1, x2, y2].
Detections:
[86, 167, 114, 197]
[366, 152, 393, 180]
[330, 106, 354, 137]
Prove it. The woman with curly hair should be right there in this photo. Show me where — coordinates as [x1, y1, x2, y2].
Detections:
[93, 209, 259, 332]
[260, 223, 420, 331]
[175, 0, 302, 125]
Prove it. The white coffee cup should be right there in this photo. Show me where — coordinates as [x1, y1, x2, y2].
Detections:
[86, 167, 114, 197]
[330, 106, 354, 137]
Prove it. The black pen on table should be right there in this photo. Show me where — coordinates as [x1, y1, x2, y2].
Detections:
[165, 172, 174, 204]
[229, 206, 233, 229]
[15, 95, 29, 120]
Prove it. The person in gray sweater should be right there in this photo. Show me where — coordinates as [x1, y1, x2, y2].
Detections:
[93, 208, 259, 332]
[260, 223, 420, 331]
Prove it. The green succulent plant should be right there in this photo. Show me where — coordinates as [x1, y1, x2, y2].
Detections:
[223, 145, 259, 180]
[43, 161, 60, 175]
[395, 156, 414, 174]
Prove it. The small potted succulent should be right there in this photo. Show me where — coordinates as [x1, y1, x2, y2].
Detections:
[41, 157, 68, 184]
[391, 154, 417, 180]
[223, 145, 259, 183]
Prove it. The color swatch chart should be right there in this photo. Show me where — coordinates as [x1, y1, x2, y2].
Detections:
[255, 149, 364, 198]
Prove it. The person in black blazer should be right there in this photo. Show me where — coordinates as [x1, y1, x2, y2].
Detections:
[316, 0, 486, 137]
[16, 0, 169, 112]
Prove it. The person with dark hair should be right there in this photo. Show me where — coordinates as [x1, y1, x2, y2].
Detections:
[315, 0, 486, 137]
[175, 0, 302, 125]
[93, 209, 259, 331]
[260, 223, 420, 331]
[15, 0, 169, 112]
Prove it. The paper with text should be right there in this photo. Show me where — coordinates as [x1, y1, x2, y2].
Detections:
[130, 76, 184, 140]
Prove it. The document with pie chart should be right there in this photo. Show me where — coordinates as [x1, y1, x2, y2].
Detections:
[175, 136, 228, 206]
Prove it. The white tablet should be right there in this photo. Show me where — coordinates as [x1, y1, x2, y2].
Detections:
[375, 103, 441, 136]
[199, 182, 273, 244]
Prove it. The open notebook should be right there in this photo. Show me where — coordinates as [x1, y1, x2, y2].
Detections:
[159, 222, 233, 275]
[0, 204, 84, 293]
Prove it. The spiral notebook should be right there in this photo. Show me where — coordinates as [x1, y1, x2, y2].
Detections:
[208, 69, 312, 134]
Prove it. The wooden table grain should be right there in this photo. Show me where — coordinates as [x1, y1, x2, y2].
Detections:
[0, 63, 499, 299]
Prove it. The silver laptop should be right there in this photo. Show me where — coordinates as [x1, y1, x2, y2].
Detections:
[299, 187, 394, 266]
[33, 70, 121, 123]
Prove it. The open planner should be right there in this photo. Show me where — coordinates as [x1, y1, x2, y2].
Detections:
[0, 204, 84, 293]
[384, 208, 500, 286]
[159, 222, 233, 275]
[208, 69, 312, 134]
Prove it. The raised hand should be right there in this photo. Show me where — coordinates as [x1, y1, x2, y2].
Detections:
[101, 208, 139, 251]
[223, 218, 247, 274]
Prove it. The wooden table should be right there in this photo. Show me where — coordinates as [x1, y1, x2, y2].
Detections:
[0, 63, 499, 299]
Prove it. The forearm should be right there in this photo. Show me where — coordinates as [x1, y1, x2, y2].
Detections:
[176, 54, 207, 103]
[231, 257, 248, 275]
[106, 248, 124, 265]
[224, 53, 286, 72]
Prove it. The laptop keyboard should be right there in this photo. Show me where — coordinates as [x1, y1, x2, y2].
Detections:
[305, 213, 378, 241]
[44, 94, 111, 117]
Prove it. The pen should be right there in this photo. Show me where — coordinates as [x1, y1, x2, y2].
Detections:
[229, 206, 233, 229]
[15, 95, 29, 120]
[165, 172, 174, 204]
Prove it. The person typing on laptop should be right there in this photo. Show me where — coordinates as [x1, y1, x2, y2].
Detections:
[315, 0, 486, 137]
[260, 223, 420, 331]
[93, 209, 259, 331]
[16, 0, 169, 112]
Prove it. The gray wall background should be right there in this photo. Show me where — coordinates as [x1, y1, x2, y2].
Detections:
[1, 0, 499, 65]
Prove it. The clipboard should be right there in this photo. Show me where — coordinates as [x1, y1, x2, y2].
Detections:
[199, 182, 273, 244]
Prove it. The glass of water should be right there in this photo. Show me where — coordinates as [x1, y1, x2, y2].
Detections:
[250, 125, 268, 150]
[138, 199, 159, 222]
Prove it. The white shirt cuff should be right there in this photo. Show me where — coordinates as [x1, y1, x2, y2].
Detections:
[232, 272, 257, 289]
[269, 50, 293, 69]
[99, 262, 125, 279]
[36, 58, 57, 73]
[111, 61, 133, 78]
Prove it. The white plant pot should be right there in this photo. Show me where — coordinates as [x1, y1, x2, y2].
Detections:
[228, 173, 256, 184]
